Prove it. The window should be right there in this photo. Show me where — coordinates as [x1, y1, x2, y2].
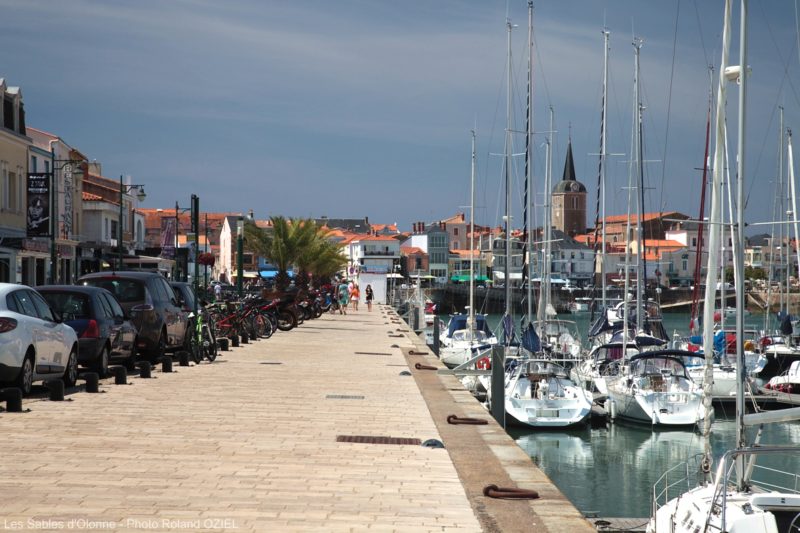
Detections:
[44, 160, 50, 174]
[28, 291, 56, 322]
[30, 156, 37, 172]
[11, 290, 38, 318]
[682, 259, 688, 271]
[103, 293, 125, 318]
[8, 171, 16, 211]
[111, 220, 118, 240]
[454, 228, 459, 236]
[83, 278, 146, 304]
[95, 293, 114, 318]
[42, 292, 91, 320]
[691, 238, 697, 247]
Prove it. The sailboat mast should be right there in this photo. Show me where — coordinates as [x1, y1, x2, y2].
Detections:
[690, 71, 713, 335]
[601, 29, 609, 309]
[469, 129, 476, 341]
[779, 107, 786, 314]
[634, 38, 644, 330]
[525, 0, 534, 322]
[788, 130, 800, 287]
[504, 18, 513, 338]
[538, 107, 554, 327]
[734, 0, 748, 483]
[703, 0, 731, 471]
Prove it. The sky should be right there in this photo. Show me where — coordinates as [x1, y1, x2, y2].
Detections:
[2, 0, 800, 234]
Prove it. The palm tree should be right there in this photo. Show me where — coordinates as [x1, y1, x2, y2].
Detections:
[243, 216, 343, 290]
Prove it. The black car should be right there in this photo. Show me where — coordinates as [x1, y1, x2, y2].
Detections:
[38, 285, 138, 375]
[78, 271, 188, 360]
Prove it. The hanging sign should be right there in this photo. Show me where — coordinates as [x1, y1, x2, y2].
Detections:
[26, 172, 51, 237]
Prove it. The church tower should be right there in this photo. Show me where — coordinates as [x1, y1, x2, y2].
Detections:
[551, 141, 587, 235]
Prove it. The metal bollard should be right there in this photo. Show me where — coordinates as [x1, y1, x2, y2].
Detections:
[241, 332, 249, 344]
[46, 379, 65, 401]
[80, 372, 100, 393]
[218, 338, 229, 351]
[178, 351, 190, 367]
[111, 366, 127, 385]
[231, 335, 240, 347]
[137, 361, 152, 378]
[0, 388, 23, 412]
[160, 356, 173, 373]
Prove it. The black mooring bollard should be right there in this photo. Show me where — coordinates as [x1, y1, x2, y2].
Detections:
[46, 379, 65, 401]
[0, 388, 23, 412]
[241, 332, 249, 344]
[161, 356, 173, 373]
[218, 338, 229, 351]
[137, 361, 152, 378]
[178, 350, 190, 367]
[231, 335, 240, 347]
[112, 366, 127, 385]
[81, 372, 100, 393]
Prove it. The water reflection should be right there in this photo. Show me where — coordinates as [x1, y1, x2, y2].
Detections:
[509, 416, 800, 518]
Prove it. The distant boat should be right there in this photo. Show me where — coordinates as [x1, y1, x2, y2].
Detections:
[569, 297, 592, 313]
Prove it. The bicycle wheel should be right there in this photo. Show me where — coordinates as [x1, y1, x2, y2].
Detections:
[203, 324, 217, 362]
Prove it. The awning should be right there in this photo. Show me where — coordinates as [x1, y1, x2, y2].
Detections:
[450, 274, 490, 282]
[386, 273, 404, 279]
[493, 272, 523, 280]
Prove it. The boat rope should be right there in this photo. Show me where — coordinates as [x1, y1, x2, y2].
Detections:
[482, 484, 539, 500]
[447, 415, 488, 426]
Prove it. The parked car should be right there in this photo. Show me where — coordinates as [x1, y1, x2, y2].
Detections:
[0, 283, 79, 395]
[38, 286, 138, 376]
[78, 271, 188, 360]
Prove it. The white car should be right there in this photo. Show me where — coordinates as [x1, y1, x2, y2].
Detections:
[0, 283, 79, 395]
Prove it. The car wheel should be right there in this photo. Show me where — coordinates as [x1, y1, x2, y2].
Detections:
[14, 353, 34, 396]
[125, 342, 138, 371]
[93, 345, 110, 378]
[62, 347, 78, 388]
[151, 331, 166, 361]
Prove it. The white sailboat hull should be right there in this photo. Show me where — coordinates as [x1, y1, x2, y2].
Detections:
[607, 386, 708, 426]
[505, 393, 592, 427]
[649, 483, 800, 533]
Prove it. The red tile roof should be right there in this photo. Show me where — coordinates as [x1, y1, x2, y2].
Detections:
[603, 211, 686, 224]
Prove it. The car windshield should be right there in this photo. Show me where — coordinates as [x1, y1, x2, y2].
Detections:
[41, 292, 90, 320]
[82, 278, 145, 303]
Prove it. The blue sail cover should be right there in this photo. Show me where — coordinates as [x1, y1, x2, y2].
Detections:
[503, 314, 514, 346]
[521, 322, 541, 353]
[446, 314, 492, 338]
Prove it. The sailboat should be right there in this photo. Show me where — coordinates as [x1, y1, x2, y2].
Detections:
[438, 130, 498, 369]
[649, 2, 800, 530]
[492, 2, 591, 428]
[604, 38, 708, 427]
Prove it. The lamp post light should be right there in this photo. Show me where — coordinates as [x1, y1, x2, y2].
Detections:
[118, 175, 146, 272]
[191, 194, 199, 314]
[237, 217, 244, 298]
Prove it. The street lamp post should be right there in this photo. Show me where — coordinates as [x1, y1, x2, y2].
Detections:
[118, 175, 146, 272]
[191, 194, 199, 314]
[237, 217, 244, 297]
[173, 202, 192, 281]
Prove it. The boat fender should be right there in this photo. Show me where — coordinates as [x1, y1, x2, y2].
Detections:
[476, 357, 491, 370]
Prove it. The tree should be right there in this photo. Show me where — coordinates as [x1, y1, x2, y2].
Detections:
[243, 216, 345, 290]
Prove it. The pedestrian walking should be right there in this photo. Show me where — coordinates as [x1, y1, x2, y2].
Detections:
[337, 279, 349, 315]
[365, 284, 374, 312]
[214, 283, 222, 302]
[350, 283, 360, 311]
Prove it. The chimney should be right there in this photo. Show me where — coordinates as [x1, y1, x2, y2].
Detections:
[412, 222, 417, 233]
[420, 221, 425, 232]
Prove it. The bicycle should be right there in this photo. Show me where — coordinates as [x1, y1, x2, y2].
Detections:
[188, 304, 218, 363]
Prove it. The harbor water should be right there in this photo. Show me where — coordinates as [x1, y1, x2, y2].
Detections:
[434, 310, 800, 518]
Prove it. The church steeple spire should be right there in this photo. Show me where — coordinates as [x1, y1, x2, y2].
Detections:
[562, 140, 577, 182]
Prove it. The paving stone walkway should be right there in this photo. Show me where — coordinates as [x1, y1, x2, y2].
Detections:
[0, 304, 592, 532]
